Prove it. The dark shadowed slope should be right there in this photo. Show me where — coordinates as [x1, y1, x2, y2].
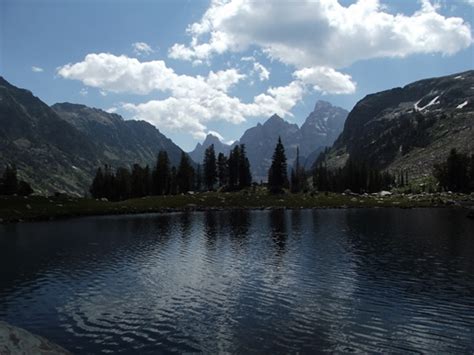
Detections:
[325, 70, 474, 177]
[0, 77, 185, 195]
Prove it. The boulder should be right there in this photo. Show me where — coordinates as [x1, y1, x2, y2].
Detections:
[0, 321, 71, 354]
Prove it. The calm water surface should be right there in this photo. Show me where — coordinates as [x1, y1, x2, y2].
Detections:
[0, 209, 473, 353]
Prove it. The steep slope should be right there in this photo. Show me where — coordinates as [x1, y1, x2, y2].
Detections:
[326, 70, 474, 177]
[0, 77, 185, 195]
[188, 133, 231, 164]
[52, 103, 183, 168]
[299, 100, 348, 156]
[0, 77, 98, 194]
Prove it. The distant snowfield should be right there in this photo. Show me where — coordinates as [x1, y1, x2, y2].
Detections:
[414, 95, 440, 112]
[457, 100, 468, 109]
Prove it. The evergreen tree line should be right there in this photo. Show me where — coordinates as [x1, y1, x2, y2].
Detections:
[434, 149, 474, 193]
[312, 160, 396, 193]
[0, 164, 34, 196]
[266, 137, 397, 194]
[90, 151, 195, 200]
[4, 139, 471, 201]
[90, 144, 253, 200]
[201, 144, 252, 191]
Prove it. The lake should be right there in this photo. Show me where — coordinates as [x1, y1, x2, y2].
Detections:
[0, 209, 473, 353]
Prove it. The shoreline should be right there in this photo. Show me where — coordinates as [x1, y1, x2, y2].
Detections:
[1, 191, 474, 224]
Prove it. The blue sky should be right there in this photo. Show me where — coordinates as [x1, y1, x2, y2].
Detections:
[1, 0, 473, 151]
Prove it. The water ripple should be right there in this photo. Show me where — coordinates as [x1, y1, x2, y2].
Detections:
[0, 209, 473, 353]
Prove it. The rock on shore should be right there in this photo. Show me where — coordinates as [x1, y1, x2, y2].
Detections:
[0, 321, 71, 354]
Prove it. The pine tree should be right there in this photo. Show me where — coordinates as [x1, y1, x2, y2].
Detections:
[217, 152, 228, 187]
[0, 164, 33, 196]
[195, 164, 202, 192]
[130, 164, 152, 198]
[170, 166, 178, 195]
[1, 164, 18, 195]
[177, 152, 194, 193]
[238, 144, 252, 189]
[268, 137, 288, 193]
[313, 163, 329, 191]
[228, 146, 240, 190]
[290, 147, 304, 193]
[90, 167, 105, 198]
[115, 167, 132, 200]
[203, 144, 217, 190]
[17, 181, 34, 196]
[153, 150, 170, 195]
[434, 149, 470, 192]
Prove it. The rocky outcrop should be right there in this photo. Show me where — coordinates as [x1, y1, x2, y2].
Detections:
[299, 100, 347, 157]
[0, 321, 71, 354]
[325, 70, 474, 177]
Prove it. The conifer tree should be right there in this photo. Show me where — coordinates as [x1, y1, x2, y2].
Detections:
[115, 167, 132, 200]
[228, 146, 240, 190]
[217, 152, 228, 187]
[290, 147, 306, 193]
[177, 152, 194, 193]
[90, 167, 104, 198]
[0, 164, 33, 196]
[131, 164, 150, 198]
[153, 150, 170, 195]
[434, 149, 470, 192]
[195, 164, 202, 192]
[238, 144, 252, 189]
[203, 144, 217, 190]
[170, 166, 178, 195]
[469, 154, 474, 191]
[268, 137, 288, 193]
[1, 164, 18, 195]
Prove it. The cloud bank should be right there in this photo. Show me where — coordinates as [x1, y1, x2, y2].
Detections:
[169, 0, 472, 94]
[57, 53, 304, 139]
[57, 0, 472, 142]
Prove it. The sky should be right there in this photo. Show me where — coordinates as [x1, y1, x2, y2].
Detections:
[1, 0, 473, 151]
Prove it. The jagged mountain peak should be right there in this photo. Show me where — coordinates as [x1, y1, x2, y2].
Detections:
[188, 132, 231, 163]
[313, 100, 333, 110]
[202, 133, 223, 145]
[263, 114, 285, 126]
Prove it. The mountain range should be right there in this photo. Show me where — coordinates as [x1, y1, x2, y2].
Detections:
[1, 70, 472, 195]
[189, 100, 348, 181]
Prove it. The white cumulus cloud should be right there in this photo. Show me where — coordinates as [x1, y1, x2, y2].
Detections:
[169, 0, 472, 94]
[170, 0, 472, 66]
[294, 66, 356, 94]
[31, 66, 44, 73]
[57, 53, 305, 139]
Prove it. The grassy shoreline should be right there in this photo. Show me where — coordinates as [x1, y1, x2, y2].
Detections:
[1, 190, 474, 224]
